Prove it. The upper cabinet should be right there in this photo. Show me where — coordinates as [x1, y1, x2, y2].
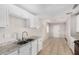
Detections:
[0, 4, 39, 28]
[7, 5, 29, 19]
[29, 16, 40, 29]
[0, 5, 9, 27]
[7, 5, 39, 29]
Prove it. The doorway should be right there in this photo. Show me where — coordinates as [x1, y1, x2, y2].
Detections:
[52, 25, 60, 38]
[49, 23, 65, 38]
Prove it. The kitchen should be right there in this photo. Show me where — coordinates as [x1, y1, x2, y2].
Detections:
[0, 4, 79, 55]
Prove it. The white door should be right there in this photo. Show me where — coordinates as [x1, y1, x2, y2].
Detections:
[49, 24, 60, 38]
[52, 25, 60, 38]
[49, 24, 65, 38]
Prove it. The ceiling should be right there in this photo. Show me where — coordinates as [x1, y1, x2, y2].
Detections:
[15, 4, 74, 17]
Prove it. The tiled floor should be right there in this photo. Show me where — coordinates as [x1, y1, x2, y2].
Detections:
[38, 38, 73, 55]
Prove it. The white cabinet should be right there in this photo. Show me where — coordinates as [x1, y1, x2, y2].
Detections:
[8, 38, 42, 55]
[8, 5, 29, 19]
[19, 40, 38, 55]
[8, 50, 18, 55]
[37, 38, 43, 52]
[31, 40, 38, 55]
[19, 43, 31, 55]
[24, 19, 30, 28]
[29, 16, 40, 29]
[0, 5, 8, 27]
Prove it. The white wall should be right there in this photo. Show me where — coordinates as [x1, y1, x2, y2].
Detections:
[52, 25, 60, 38]
[76, 15, 79, 32]
[49, 23, 65, 38]
[70, 15, 76, 35]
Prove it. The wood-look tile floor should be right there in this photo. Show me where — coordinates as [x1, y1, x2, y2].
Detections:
[38, 38, 73, 55]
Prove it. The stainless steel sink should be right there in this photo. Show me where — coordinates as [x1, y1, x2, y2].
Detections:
[17, 41, 28, 45]
[17, 38, 35, 45]
[26, 38, 34, 42]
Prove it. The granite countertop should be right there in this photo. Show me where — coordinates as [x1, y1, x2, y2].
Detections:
[0, 36, 40, 55]
[0, 41, 20, 55]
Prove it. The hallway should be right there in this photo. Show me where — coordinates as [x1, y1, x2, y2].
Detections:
[38, 38, 73, 55]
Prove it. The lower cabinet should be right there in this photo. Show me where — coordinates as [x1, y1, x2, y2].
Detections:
[37, 38, 43, 52]
[8, 38, 43, 55]
[19, 43, 31, 55]
[31, 40, 38, 55]
[19, 40, 38, 55]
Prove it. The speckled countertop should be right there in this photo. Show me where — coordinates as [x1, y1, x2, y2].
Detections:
[0, 36, 39, 55]
[0, 41, 20, 55]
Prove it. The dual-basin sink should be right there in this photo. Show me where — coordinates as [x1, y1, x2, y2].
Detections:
[17, 38, 35, 45]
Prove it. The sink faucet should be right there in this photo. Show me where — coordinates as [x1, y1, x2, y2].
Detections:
[22, 31, 28, 41]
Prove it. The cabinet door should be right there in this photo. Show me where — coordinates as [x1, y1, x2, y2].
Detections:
[29, 16, 40, 28]
[37, 38, 43, 52]
[31, 40, 38, 55]
[0, 5, 8, 27]
[19, 43, 31, 55]
[25, 19, 30, 28]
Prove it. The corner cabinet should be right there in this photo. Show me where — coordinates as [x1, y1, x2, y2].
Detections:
[0, 5, 9, 27]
